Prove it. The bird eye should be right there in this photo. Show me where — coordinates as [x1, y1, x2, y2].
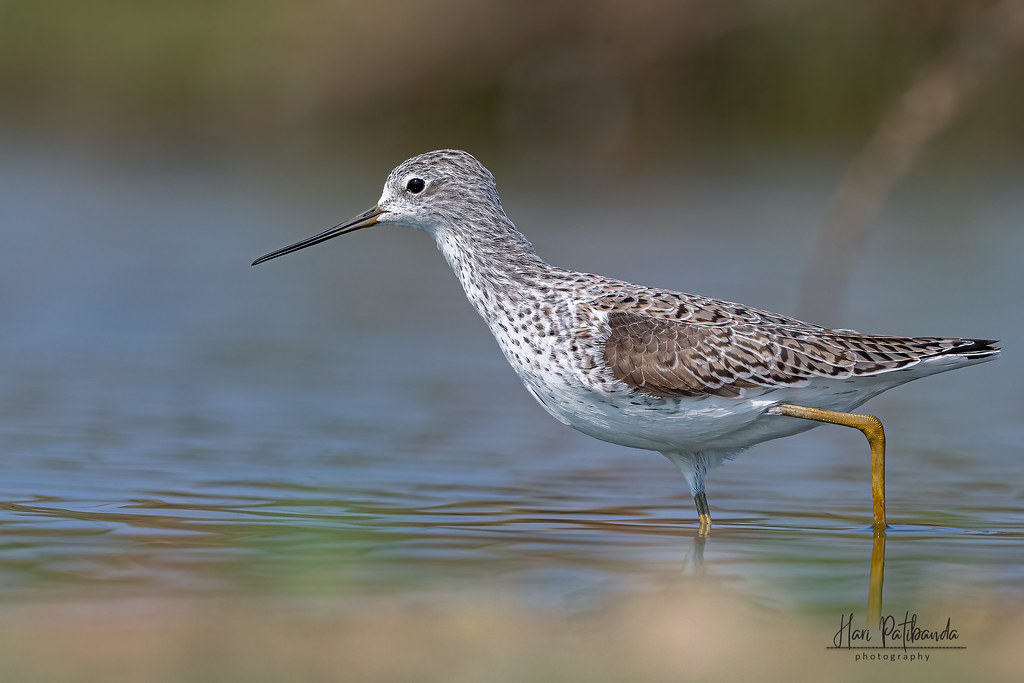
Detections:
[406, 178, 425, 194]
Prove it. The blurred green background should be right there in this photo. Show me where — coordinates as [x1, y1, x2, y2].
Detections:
[3, 0, 1022, 165]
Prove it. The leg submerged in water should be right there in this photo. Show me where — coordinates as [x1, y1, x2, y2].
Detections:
[662, 451, 718, 532]
[694, 490, 712, 533]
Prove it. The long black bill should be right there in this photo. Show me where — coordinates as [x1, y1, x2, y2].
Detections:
[251, 205, 385, 266]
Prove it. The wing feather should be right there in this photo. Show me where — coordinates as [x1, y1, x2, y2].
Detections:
[599, 303, 997, 399]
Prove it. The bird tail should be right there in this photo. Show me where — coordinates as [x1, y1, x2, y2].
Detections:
[835, 333, 1001, 379]
[899, 337, 1000, 378]
[939, 338, 1000, 361]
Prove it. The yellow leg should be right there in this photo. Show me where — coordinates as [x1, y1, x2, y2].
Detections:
[694, 491, 712, 535]
[867, 527, 886, 625]
[776, 404, 887, 529]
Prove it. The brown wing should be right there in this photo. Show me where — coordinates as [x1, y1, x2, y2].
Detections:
[603, 310, 852, 397]
[601, 309, 995, 398]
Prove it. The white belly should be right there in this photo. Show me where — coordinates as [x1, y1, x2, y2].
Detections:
[519, 369, 913, 454]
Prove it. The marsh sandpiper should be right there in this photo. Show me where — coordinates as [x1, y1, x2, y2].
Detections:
[253, 149, 999, 532]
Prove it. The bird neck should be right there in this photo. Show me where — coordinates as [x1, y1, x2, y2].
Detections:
[433, 219, 551, 323]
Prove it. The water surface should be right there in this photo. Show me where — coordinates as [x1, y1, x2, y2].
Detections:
[1, 142, 1021, 622]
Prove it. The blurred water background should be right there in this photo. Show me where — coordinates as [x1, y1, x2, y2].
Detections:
[1, 2, 1023, 681]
